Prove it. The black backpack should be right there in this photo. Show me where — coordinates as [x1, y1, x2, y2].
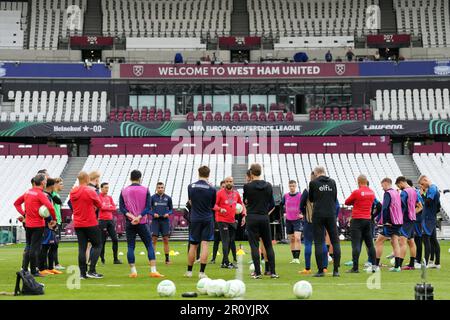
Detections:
[14, 270, 45, 296]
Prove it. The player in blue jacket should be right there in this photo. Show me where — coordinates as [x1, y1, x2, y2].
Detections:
[150, 182, 173, 265]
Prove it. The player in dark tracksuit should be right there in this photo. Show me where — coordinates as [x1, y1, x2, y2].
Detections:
[413, 181, 425, 266]
[299, 172, 329, 275]
[211, 181, 225, 264]
[150, 182, 173, 264]
[98, 183, 121, 265]
[308, 166, 341, 277]
[39, 178, 62, 274]
[418, 175, 441, 268]
[243, 163, 278, 279]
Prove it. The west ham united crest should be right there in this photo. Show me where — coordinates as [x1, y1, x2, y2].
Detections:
[335, 64, 346, 76]
[132, 65, 144, 77]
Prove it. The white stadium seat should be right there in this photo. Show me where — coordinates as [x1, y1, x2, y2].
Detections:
[248, 0, 379, 37]
[1, 90, 109, 123]
[0, 155, 68, 226]
[394, 0, 450, 48]
[102, 0, 232, 38]
[373, 88, 450, 120]
[65, 154, 233, 209]
[28, 0, 85, 49]
[413, 153, 450, 219]
[249, 153, 402, 205]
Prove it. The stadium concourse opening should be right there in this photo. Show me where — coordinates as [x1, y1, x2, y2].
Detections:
[128, 82, 353, 116]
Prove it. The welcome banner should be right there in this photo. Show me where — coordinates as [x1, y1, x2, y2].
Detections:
[120, 61, 450, 79]
[120, 62, 359, 79]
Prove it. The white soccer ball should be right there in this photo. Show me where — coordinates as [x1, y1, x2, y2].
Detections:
[207, 279, 227, 297]
[196, 277, 211, 295]
[390, 257, 396, 266]
[235, 203, 243, 214]
[206, 280, 217, 297]
[235, 279, 246, 296]
[38, 205, 50, 218]
[224, 280, 246, 298]
[293, 280, 313, 299]
[157, 280, 176, 297]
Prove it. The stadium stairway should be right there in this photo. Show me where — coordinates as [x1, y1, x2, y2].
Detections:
[232, 157, 249, 185]
[58, 156, 88, 202]
[231, 0, 250, 36]
[83, 0, 102, 36]
[393, 155, 421, 186]
[379, 0, 397, 34]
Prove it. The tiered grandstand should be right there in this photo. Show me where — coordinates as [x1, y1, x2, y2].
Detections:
[0, 154, 68, 226]
[102, 0, 232, 38]
[395, 0, 450, 47]
[29, 0, 86, 49]
[248, 0, 380, 37]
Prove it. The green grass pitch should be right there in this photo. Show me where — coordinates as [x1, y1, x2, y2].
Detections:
[1, 241, 449, 300]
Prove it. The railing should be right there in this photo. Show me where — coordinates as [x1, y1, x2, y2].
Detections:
[100, 30, 232, 42]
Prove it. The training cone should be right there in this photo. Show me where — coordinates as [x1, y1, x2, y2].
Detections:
[169, 250, 176, 256]
[140, 251, 145, 255]
[237, 249, 246, 256]
[156, 252, 161, 255]
[118, 252, 124, 256]
[174, 251, 180, 256]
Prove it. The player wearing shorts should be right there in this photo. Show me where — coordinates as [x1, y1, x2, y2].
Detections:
[185, 166, 217, 279]
[150, 182, 173, 265]
[395, 177, 422, 270]
[281, 180, 303, 264]
[374, 178, 403, 272]
[418, 175, 441, 268]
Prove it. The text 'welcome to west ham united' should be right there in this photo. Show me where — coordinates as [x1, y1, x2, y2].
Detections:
[158, 65, 321, 77]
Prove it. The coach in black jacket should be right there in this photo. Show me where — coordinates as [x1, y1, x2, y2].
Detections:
[308, 166, 341, 277]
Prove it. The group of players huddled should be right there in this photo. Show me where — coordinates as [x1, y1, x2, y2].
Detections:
[14, 162, 442, 281]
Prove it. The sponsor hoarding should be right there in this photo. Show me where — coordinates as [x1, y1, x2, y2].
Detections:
[0, 120, 448, 138]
